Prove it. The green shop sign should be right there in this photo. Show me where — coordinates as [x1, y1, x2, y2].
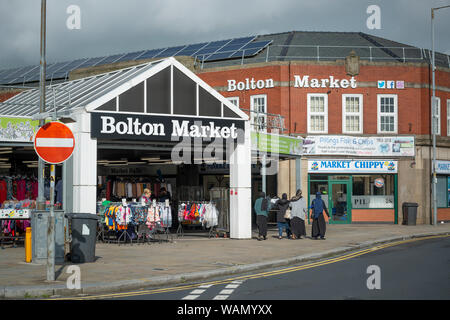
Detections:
[251, 131, 303, 156]
[0, 117, 40, 142]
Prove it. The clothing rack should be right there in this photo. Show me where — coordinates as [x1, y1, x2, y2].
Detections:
[176, 200, 218, 238]
[97, 201, 173, 245]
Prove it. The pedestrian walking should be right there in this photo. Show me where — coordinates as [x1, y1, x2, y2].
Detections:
[254, 192, 269, 241]
[289, 189, 307, 239]
[310, 192, 330, 240]
[274, 193, 291, 239]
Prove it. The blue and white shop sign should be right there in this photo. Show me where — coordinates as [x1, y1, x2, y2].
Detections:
[434, 160, 450, 174]
[308, 160, 398, 173]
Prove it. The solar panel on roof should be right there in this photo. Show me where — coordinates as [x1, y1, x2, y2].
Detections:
[153, 45, 187, 58]
[203, 52, 232, 61]
[97, 53, 126, 65]
[176, 43, 209, 56]
[3, 66, 30, 79]
[241, 40, 272, 50]
[73, 57, 100, 70]
[207, 39, 272, 61]
[135, 49, 164, 60]
[115, 50, 147, 62]
[227, 36, 255, 45]
[54, 58, 89, 73]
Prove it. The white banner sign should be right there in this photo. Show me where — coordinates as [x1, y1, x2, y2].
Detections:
[308, 159, 398, 173]
[303, 136, 414, 157]
[0, 209, 31, 219]
[434, 160, 450, 174]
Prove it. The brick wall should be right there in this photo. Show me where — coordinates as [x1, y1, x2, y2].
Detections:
[197, 61, 450, 136]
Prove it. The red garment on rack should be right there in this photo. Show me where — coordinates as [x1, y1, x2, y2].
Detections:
[106, 180, 112, 201]
[16, 179, 26, 201]
[0, 180, 7, 204]
[31, 181, 38, 200]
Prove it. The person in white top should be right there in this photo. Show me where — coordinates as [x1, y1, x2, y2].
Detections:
[289, 189, 307, 239]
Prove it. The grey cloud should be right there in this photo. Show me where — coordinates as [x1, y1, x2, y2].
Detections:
[0, 0, 449, 70]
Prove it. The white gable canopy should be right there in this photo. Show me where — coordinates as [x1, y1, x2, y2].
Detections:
[0, 57, 248, 122]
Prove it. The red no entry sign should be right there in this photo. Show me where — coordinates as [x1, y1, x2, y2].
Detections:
[33, 122, 75, 164]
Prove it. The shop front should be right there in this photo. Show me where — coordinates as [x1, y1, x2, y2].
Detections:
[433, 160, 450, 222]
[308, 159, 398, 224]
[0, 57, 253, 240]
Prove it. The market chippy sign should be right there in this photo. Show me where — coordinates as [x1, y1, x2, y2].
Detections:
[90, 112, 245, 141]
[308, 159, 398, 173]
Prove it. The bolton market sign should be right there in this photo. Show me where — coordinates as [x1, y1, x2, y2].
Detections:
[227, 74, 357, 92]
[90, 112, 245, 141]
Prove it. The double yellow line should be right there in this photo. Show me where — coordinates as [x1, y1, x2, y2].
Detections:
[51, 234, 449, 300]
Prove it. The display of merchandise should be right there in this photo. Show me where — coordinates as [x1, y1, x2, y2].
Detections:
[99, 176, 173, 201]
[100, 201, 172, 233]
[177, 201, 219, 228]
[0, 176, 38, 204]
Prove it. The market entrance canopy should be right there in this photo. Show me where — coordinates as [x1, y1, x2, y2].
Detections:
[0, 58, 249, 126]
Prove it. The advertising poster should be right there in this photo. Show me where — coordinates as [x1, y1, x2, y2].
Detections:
[0, 117, 39, 142]
[303, 135, 414, 157]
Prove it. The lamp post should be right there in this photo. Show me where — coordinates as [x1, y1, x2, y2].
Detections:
[431, 5, 450, 226]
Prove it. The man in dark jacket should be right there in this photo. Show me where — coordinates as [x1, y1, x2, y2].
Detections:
[310, 192, 330, 240]
[274, 193, 291, 239]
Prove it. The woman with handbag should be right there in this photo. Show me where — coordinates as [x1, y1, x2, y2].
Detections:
[274, 193, 291, 239]
[289, 189, 307, 239]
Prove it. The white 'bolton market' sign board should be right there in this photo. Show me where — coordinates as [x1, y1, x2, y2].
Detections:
[303, 136, 414, 157]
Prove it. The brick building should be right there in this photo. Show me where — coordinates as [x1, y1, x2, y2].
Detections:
[1, 31, 449, 225]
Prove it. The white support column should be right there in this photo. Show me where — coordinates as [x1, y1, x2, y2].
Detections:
[229, 121, 252, 239]
[68, 112, 97, 215]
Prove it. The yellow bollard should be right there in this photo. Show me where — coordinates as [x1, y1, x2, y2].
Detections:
[25, 227, 32, 263]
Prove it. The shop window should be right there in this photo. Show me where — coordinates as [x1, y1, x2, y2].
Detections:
[377, 94, 397, 133]
[118, 82, 144, 113]
[250, 95, 267, 132]
[173, 66, 196, 116]
[146, 66, 170, 114]
[436, 176, 448, 208]
[352, 175, 394, 208]
[307, 94, 328, 133]
[431, 97, 441, 135]
[342, 94, 363, 134]
[199, 87, 221, 117]
[447, 100, 450, 136]
[227, 97, 239, 107]
[97, 97, 117, 111]
[309, 180, 329, 205]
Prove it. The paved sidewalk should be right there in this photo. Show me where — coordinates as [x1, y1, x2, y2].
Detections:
[0, 223, 449, 299]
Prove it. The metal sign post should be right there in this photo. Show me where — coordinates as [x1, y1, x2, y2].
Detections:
[34, 121, 75, 282]
[47, 164, 56, 281]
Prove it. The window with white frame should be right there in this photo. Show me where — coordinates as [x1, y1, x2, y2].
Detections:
[250, 94, 267, 132]
[431, 97, 441, 135]
[447, 99, 450, 136]
[307, 94, 328, 133]
[342, 94, 363, 133]
[227, 96, 239, 107]
[377, 94, 398, 133]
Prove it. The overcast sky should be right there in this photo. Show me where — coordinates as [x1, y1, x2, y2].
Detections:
[0, 0, 449, 70]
